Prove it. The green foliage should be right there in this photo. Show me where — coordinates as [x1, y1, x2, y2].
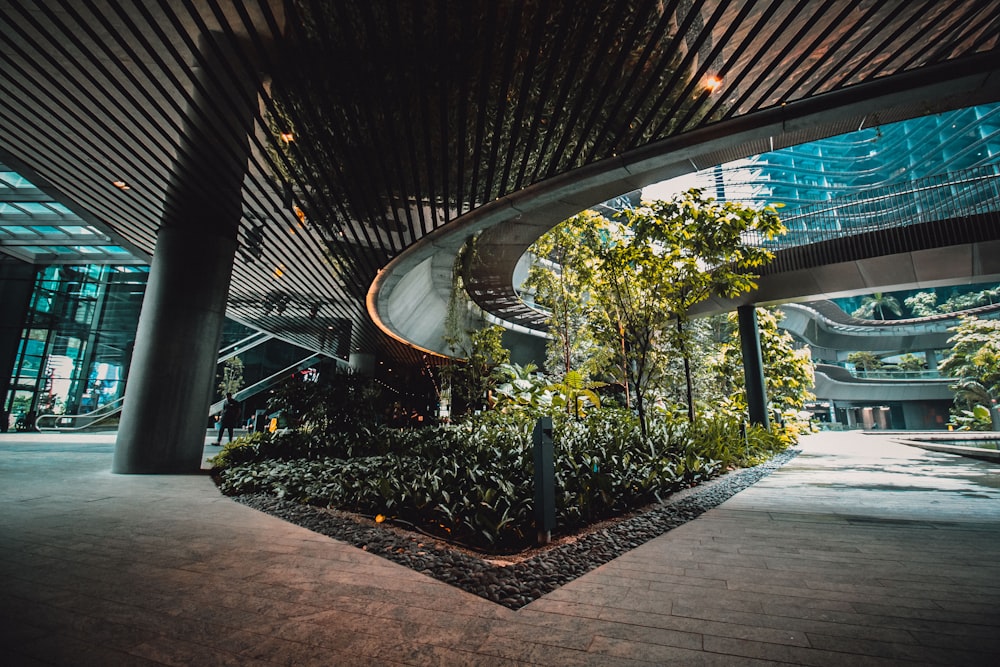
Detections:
[710, 308, 814, 415]
[949, 404, 993, 431]
[904, 291, 938, 317]
[440, 325, 510, 417]
[848, 351, 883, 372]
[547, 369, 604, 418]
[852, 292, 902, 320]
[903, 285, 1000, 317]
[897, 353, 925, 371]
[267, 367, 386, 443]
[522, 211, 607, 378]
[595, 189, 784, 430]
[218, 356, 245, 396]
[491, 362, 550, 414]
[939, 316, 1000, 427]
[213, 408, 794, 552]
[940, 316, 1000, 399]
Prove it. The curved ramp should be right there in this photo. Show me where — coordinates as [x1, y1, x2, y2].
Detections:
[814, 364, 953, 402]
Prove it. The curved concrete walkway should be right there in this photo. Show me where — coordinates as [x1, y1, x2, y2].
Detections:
[1, 431, 998, 666]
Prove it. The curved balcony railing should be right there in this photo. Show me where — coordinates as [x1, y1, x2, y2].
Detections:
[744, 164, 1000, 251]
[478, 165, 1000, 334]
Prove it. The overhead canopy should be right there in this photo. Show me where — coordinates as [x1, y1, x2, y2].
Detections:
[2, 0, 999, 365]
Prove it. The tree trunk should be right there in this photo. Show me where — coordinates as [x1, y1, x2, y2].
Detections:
[678, 318, 695, 423]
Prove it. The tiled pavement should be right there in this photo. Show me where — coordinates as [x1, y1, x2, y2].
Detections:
[1, 430, 999, 666]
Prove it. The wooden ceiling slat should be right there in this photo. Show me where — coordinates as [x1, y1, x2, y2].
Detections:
[665, 0, 765, 136]
[3, 0, 1000, 366]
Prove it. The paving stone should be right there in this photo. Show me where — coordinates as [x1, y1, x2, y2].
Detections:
[2, 430, 999, 665]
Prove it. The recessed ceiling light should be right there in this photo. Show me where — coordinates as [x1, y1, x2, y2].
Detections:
[703, 75, 723, 92]
[112, 180, 130, 191]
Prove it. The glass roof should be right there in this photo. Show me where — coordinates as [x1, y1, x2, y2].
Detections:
[0, 162, 142, 265]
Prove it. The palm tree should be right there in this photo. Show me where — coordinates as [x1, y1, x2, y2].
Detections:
[852, 292, 902, 320]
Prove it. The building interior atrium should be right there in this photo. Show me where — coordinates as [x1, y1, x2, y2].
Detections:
[2, 1, 1000, 461]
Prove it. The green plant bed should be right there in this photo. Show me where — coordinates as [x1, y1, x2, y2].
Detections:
[211, 410, 792, 554]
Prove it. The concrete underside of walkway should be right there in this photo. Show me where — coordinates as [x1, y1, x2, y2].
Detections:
[1, 431, 998, 666]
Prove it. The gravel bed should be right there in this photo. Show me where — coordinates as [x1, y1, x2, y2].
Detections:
[234, 449, 799, 609]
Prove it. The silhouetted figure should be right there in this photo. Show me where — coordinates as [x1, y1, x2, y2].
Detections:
[216, 393, 241, 445]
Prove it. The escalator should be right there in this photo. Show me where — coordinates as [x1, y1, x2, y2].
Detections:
[34, 332, 326, 433]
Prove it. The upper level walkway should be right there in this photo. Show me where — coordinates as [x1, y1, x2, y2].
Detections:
[2, 430, 998, 665]
[463, 165, 1000, 339]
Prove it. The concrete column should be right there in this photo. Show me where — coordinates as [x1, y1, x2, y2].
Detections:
[113, 37, 255, 473]
[925, 349, 939, 371]
[738, 305, 770, 429]
[112, 228, 236, 472]
[349, 352, 375, 376]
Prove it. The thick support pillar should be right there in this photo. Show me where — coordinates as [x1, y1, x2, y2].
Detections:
[114, 37, 254, 473]
[349, 352, 375, 376]
[738, 305, 770, 429]
[112, 228, 236, 472]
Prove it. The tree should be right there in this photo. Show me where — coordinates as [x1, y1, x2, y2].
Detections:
[940, 315, 1000, 411]
[604, 189, 784, 430]
[897, 353, 925, 372]
[439, 325, 510, 417]
[847, 351, 882, 373]
[711, 308, 814, 415]
[521, 211, 606, 380]
[218, 356, 245, 397]
[904, 291, 938, 317]
[852, 292, 902, 319]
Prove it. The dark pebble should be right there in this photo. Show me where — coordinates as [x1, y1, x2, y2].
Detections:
[234, 450, 798, 610]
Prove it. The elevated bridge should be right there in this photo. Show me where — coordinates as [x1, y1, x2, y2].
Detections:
[463, 164, 1000, 333]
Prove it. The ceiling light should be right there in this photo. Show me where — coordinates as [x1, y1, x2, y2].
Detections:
[112, 179, 130, 191]
[703, 75, 723, 92]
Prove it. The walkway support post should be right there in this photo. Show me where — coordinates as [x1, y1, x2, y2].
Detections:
[738, 305, 770, 429]
[113, 39, 255, 473]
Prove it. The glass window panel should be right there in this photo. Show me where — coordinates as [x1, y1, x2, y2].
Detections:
[59, 226, 96, 235]
[0, 171, 33, 188]
[46, 202, 75, 215]
[16, 203, 55, 215]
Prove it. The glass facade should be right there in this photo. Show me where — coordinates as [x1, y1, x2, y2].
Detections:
[2, 262, 318, 431]
[4, 265, 148, 428]
[645, 102, 1000, 211]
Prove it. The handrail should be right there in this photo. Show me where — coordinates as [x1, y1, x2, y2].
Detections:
[217, 331, 274, 364]
[743, 164, 1000, 250]
[208, 352, 325, 416]
[32, 340, 318, 433]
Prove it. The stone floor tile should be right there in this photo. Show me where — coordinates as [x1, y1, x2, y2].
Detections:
[3, 430, 1000, 665]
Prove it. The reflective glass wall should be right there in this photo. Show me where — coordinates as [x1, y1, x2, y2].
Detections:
[4, 264, 148, 428]
[2, 262, 320, 431]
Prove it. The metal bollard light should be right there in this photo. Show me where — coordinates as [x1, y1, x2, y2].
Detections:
[533, 416, 555, 545]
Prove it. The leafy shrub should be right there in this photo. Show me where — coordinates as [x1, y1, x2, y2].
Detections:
[213, 408, 792, 552]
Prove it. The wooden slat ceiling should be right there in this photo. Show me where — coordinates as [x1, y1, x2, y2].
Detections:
[1, 0, 999, 366]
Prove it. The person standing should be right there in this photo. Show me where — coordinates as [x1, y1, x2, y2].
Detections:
[216, 392, 241, 445]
